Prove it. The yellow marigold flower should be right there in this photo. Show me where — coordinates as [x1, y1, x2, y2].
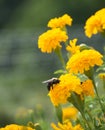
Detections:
[99, 73, 105, 79]
[80, 79, 94, 97]
[0, 124, 35, 130]
[38, 28, 68, 53]
[48, 73, 82, 106]
[51, 120, 84, 130]
[48, 83, 71, 106]
[63, 106, 78, 121]
[66, 49, 103, 74]
[84, 8, 105, 38]
[66, 38, 80, 55]
[47, 14, 73, 28]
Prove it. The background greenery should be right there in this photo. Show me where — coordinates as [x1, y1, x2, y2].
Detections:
[0, 0, 105, 128]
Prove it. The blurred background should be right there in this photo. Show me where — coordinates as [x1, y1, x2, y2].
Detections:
[0, 0, 105, 128]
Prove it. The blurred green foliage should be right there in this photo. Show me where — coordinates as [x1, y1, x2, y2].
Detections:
[0, 0, 105, 29]
[0, 29, 60, 127]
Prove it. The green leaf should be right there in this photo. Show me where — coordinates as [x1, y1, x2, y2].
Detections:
[54, 69, 67, 74]
[80, 44, 91, 51]
[96, 64, 105, 72]
[68, 92, 84, 112]
[77, 73, 88, 82]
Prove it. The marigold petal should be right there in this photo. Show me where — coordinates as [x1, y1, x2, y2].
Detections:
[38, 28, 68, 53]
[66, 49, 103, 74]
[66, 38, 80, 55]
[48, 14, 73, 28]
[0, 124, 34, 130]
[84, 8, 105, 37]
[51, 120, 84, 130]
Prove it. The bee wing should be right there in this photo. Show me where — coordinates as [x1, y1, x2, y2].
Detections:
[42, 80, 48, 84]
[42, 78, 57, 84]
[42, 79, 51, 84]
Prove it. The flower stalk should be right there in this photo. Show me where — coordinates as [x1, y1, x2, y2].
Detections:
[85, 68, 105, 114]
[55, 47, 66, 69]
[68, 92, 92, 130]
[93, 77, 105, 114]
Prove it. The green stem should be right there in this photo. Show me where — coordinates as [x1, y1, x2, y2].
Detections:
[62, 26, 69, 48]
[86, 110, 93, 123]
[55, 105, 63, 123]
[68, 93, 92, 130]
[103, 79, 105, 91]
[55, 47, 66, 69]
[92, 76, 105, 113]
[30, 111, 35, 123]
[80, 110, 92, 130]
[85, 68, 105, 113]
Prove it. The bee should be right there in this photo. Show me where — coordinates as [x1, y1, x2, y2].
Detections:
[42, 78, 60, 91]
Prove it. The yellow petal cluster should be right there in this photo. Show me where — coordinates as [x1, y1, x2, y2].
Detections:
[48, 14, 73, 28]
[0, 124, 35, 130]
[80, 79, 94, 97]
[51, 120, 84, 130]
[48, 73, 82, 106]
[84, 8, 105, 38]
[66, 38, 80, 55]
[62, 106, 78, 121]
[38, 28, 68, 53]
[66, 49, 103, 74]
